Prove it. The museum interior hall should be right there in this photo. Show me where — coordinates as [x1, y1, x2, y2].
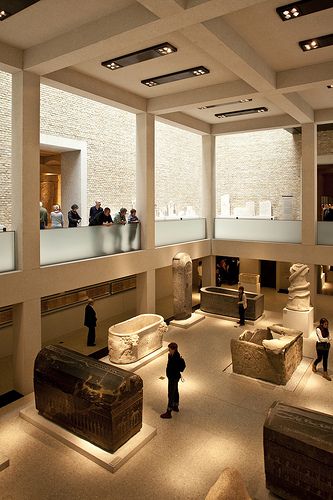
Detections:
[0, 0, 333, 499]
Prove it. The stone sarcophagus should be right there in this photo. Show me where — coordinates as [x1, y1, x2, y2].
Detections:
[264, 401, 333, 500]
[201, 286, 264, 320]
[34, 345, 143, 453]
[108, 314, 167, 364]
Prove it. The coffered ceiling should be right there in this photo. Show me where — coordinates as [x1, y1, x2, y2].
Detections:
[0, 0, 332, 133]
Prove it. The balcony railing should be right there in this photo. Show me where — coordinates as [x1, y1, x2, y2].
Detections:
[0, 231, 15, 273]
[155, 218, 206, 246]
[317, 222, 333, 245]
[214, 218, 301, 243]
[40, 224, 140, 266]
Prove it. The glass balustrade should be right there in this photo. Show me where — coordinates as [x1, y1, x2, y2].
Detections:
[0, 231, 15, 272]
[215, 218, 302, 244]
[155, 218, 206, 246]
[317, 222, 333, 245]
[40, 224, 140, 266]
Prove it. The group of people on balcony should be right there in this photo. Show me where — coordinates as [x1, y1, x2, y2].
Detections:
[39, 200, 139, 229]
[321, 203, 333, 221]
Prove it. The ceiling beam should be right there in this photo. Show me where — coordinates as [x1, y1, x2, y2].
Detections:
[266, 92, 314, 123]
[147, 80, 256, 113]
[23, 0, 266, 75]
[0, 41, 23, 73]
[211, 114, 299, 135]
[43, 68, 147, 113]
[277, 61, 333, 92]
[157, 112, 211, 134]
[315, 108, 333, 124]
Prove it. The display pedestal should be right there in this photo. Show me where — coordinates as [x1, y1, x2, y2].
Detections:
[20, 405, 156, 472]
[170, 313, 205, 329]
[0, 453, 9, 471]
[283, 307, 314, 338]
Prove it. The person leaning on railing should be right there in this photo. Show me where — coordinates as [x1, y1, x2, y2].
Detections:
[89, 207, 113, 226]
[113, 207, 127, 224]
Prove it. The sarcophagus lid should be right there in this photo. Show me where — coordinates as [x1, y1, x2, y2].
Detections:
[34, 345, 143, 452]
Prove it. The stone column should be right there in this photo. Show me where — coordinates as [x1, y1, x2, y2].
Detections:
[301, 123, 317, 305]
[202, 134, 216, 239]
[202, 255, 215, 287]
[136, 113, 155, 313]
[11, 71, 41, 394]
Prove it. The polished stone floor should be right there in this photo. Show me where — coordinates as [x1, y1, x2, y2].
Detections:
[0, 291, 332, 500]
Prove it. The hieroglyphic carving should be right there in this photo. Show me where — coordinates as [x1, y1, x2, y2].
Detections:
[173, 252, 192, 320]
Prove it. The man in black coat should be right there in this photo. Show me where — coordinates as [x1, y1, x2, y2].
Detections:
[160, 342, 186, 419]
[84, 299, 97, 346]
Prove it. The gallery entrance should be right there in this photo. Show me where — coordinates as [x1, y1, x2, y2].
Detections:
[40, 150, 61, 225]
[260, 260, 276, 288]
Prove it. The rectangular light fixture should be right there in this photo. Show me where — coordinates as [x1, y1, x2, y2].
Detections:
[141, 66, 209, 87]
[102, 43, 177, 71]
[277, 0, 333, 21]
[328, 84, 333, 88]
[198, 98, 252, 110]
[0, 0, 39, 21]
[215, 107, 268, 118]
[299, 33, 333, 51]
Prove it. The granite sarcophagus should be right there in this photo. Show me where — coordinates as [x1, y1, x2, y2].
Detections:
[34, 345, 143, 453]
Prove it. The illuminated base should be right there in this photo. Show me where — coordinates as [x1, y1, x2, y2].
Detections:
[170, 313, 205, 329]
[20, 405, 156, 472]
[0, 454, 9, 472]
[283, 307, 314, 338]
[195, 309, 264, 326]
[99, 342, 169, 370]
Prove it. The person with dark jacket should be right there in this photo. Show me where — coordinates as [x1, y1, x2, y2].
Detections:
[89, 200, 103, 224]
[84, 298, 97, 346]
[89, 207, 113, 226]
[312, 317, 331, 381]
[160, 342, 186, 419]
[68, 204, 82, 227]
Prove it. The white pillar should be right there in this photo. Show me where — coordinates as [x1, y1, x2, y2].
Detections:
[302, 123, 317, 306]
[12, 71, 41, 394]
[202, 135, 216, 239]
[202, 255, 216, 287]
[136, 113, 155, 313]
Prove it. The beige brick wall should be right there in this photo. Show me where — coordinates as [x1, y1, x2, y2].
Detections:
[0, 71, 12, 228]
[216, 129, 302, 220]
[155, 120, 202, 216]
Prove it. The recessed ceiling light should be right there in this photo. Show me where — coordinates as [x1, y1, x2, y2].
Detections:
[102, 42, 177, 71]
[277, 0, 333, 21]
[198, 98, 253, 110]
[0, 0, 39, 21]
[299, 33, 333, 51]
[141, 66, 209, 87]
[327, 84, 333, 88]
[215, 107, 268, 118]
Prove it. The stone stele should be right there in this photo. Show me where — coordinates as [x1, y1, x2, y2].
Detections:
[286, 263, 311, 311]
[108, 314, 168, 364]
[173, 252, 192, 320]
[34, 345, 143, 453]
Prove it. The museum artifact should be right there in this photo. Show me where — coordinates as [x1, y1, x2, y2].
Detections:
[200, 286, 264, 320]
[264, 401, 333, 500]
[34, 345, 143, 452]
[173, 252, 192, 320]
[205, 467, 252, 500]
[238, 273, 260, 294]
[286, 263, 311, 311]
[231, 324, 303, 385]
[108, 314, 167, 364]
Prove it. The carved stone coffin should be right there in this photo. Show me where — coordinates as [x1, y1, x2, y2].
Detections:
[34, 345, 143, 453]
[264, 401, 333, 500]
[200, 286, 264, 320]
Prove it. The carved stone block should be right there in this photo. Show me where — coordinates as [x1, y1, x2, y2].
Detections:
[173, 252, 192, 320]
[201, 287, 264, 320]
[34, 345, 143, 453]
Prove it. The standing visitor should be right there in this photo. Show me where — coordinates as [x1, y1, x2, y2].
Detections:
[68, 204, 82, 227]
[160, 342, 186, 419]
[89, 207, 113, 226]
[89, 200, 103, 224]
[312, 317, 331, 381]
[50, 205, 64, 228]
[113, 207, 127, 224]
[84, 298, 97, 347]
[40, 201, 48, 229]
[237, 286, 247, 326]
[128, 208, 139, 223]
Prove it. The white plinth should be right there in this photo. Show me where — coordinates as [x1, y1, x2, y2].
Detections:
[0, 454, 9, 471]
[100, 342, 168, 371]
[283, 306, 314, 338]
[20, 405, 156, 473]
[170, 313, 205, 329]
